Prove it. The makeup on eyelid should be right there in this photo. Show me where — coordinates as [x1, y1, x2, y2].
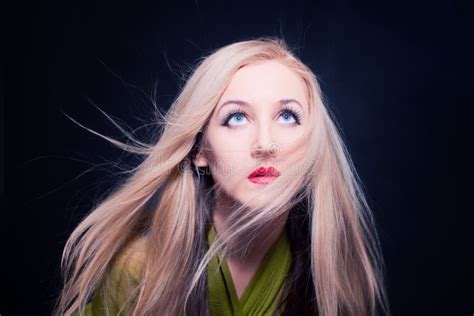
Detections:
[220, 106, 302, 127]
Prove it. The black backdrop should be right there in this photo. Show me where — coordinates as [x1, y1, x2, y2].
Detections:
[4, 0, 473, 315]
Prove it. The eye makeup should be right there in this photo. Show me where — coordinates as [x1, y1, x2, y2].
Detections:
[281, 106, 302, 124]
[221, 109, 247, 126]
[220, 106, 303, 127]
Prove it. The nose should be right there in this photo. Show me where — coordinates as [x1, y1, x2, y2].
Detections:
[250, 123, 278, 160]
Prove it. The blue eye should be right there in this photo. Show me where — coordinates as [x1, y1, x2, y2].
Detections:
[278, 107, 302, 125]
[221, 107, 302, 127]
[278, 110, 298, 124]
[229, 112, 247, 125]
[222, 110, 248, 127]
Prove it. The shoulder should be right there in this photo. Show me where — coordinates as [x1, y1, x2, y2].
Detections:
[76, 236, 148, 315]
[110, 235, 148, 286]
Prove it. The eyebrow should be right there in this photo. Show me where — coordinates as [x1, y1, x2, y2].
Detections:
[217, 99, 304, 115]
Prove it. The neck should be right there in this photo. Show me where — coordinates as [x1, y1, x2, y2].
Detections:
[211, 195, 288, 264]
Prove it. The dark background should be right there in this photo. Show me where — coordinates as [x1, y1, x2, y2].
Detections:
[3, 0, 473, 315]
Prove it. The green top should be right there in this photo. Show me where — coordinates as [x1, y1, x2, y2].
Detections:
[73, 226, 292, 315]
[207, 225, 292, 316]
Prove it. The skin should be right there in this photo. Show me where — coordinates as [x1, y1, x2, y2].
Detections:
[193, 60, 310, 299]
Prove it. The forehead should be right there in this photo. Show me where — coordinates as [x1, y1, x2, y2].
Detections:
[220, 60, 308, 106]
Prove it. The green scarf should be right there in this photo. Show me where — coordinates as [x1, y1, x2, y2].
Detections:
[74, 226, 292, 316]
[207, 225, 292, 316]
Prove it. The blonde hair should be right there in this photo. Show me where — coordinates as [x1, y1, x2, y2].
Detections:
[54, 36, 390, 316]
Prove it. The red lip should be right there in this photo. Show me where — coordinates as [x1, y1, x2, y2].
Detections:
[248, 166, 281, 178]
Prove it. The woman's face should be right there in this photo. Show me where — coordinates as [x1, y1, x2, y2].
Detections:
[195, 60, 310, 206]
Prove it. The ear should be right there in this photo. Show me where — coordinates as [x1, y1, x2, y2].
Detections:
[193, 151, 208, 167]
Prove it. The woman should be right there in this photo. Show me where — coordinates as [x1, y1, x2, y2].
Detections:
[55, 37, 390, 315]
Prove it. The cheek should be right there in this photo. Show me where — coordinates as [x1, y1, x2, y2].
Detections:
[208, 149, 247, 185]
[208, 158, 249, 204]
[278, 134, 312, 180]
[208, 133, 248, 180]
[205, 132, 251, 199]
[260, 128, 308, 161]
[207, 129, 249, 164]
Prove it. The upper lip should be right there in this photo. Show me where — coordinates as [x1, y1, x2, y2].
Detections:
[248, 166, 281, 178]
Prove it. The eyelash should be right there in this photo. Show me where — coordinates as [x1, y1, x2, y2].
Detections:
[221, 106, 302, 127]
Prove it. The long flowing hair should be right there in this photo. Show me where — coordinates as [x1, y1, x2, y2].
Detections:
[54, 36, 390, 316]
